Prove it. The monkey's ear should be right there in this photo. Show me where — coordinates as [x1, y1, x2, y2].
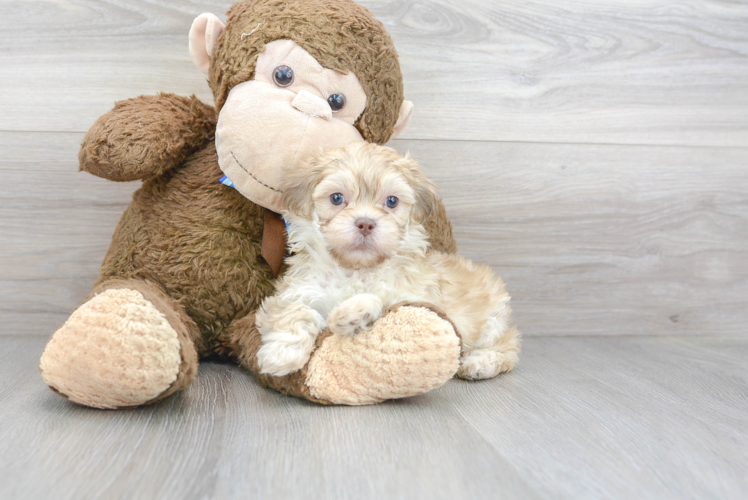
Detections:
[390, 101, 414, 140]
[189, 13, 226, 75]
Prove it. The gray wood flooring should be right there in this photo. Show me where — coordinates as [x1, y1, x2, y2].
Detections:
[2, 335, 746, 500]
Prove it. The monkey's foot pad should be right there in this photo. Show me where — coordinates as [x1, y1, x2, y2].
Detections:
[305, 305, 461, 405]
[39, 289, 182, 409]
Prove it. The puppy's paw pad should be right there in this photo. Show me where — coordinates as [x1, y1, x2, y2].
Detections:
[328, 310, 375, 336]
[329, 314, 367, 336]
[327, 295, 382, 336]
[457, 350, 516, 380]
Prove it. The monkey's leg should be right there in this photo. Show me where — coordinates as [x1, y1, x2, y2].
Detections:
[40, 279, 199, 409]
[228, 304, 461, 405]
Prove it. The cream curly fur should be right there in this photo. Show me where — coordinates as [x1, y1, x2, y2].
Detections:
[255, 142, 520, 378]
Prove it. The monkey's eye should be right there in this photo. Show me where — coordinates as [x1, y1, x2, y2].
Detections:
[385, 196, 399, 209]
[327, 94, 346, 112]
[330, 193, 345, 206]
[273, 65, 294, 87]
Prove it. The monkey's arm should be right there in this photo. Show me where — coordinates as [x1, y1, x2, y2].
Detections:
[425, 199, 458, 254]
[79, 93, 216, 181]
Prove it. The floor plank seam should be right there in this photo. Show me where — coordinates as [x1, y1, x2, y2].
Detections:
[2, 129, 748, 151]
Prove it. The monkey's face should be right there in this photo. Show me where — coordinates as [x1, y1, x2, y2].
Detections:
[215, 40, 368, 212]
[189, 7, 414, 213]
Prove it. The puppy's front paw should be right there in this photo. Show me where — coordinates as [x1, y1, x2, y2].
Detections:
[257, 335, 315, 377]
[327, 294, 383, 336]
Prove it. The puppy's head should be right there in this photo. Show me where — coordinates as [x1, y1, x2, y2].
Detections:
[282, 142, 438, 268]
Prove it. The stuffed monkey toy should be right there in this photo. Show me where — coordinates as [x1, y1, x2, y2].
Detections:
[39, 0, 462, 409]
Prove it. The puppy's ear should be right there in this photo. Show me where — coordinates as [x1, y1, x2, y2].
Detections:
[394, 154, 439, 224]
[280, 152, 330, 218]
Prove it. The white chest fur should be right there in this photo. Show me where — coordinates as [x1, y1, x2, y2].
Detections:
[276, 217, 440, 320]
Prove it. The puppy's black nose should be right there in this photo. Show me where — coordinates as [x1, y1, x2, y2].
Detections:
[355, 218, 376, 236]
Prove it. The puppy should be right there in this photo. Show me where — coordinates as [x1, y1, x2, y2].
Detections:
[256, 142, 521, 380]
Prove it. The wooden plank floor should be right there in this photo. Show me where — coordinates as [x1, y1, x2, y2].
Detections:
[1, 335, 746, 499]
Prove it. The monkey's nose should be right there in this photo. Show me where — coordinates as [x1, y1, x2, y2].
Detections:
[355, 218, 377, 236]
[291, 90, 332, 120]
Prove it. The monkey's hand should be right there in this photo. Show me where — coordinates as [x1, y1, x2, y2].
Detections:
[79, 93, 216, 181]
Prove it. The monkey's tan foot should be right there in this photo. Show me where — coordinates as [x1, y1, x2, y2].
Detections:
[305, 304, 461, 405]
[229, 304, 461, 405]
[40, 284, 198, 409]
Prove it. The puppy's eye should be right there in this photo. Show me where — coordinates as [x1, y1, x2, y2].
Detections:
[386, 196, 398, 209]
[273, 65, 294, 87]
[327, 94, 346, 112]
[330, 193, 345, 205]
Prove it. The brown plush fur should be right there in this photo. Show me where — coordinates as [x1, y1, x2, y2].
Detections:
[210, 0, 404, 144]
[88, 134, 276, 357]
[80, 93, 216, 181]
[85, 96, 456, 360]
[55, 0, 458, 406]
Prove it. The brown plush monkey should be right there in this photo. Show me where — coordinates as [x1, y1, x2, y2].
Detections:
[39, 0, 462, 409]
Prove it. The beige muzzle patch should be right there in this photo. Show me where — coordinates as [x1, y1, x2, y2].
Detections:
[216, 81, 365, 213]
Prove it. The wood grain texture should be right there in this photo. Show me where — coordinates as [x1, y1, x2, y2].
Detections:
[374, 0, 748, 146]
[0, 132, 136, 335]
[392, 138, 748, 337]
[1, 0, 747, 146]
[3, 131, 746, 337]
[1, 336, 746, 499]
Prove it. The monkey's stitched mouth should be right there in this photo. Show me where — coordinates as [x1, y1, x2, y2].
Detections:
[230, 150, 283, 194]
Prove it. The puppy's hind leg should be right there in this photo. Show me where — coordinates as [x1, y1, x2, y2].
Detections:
[457, 322, 521, 381]
[428, 252, 521, 380]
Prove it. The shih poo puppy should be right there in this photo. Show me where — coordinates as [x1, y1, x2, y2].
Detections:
[256, 142, 520, 380]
